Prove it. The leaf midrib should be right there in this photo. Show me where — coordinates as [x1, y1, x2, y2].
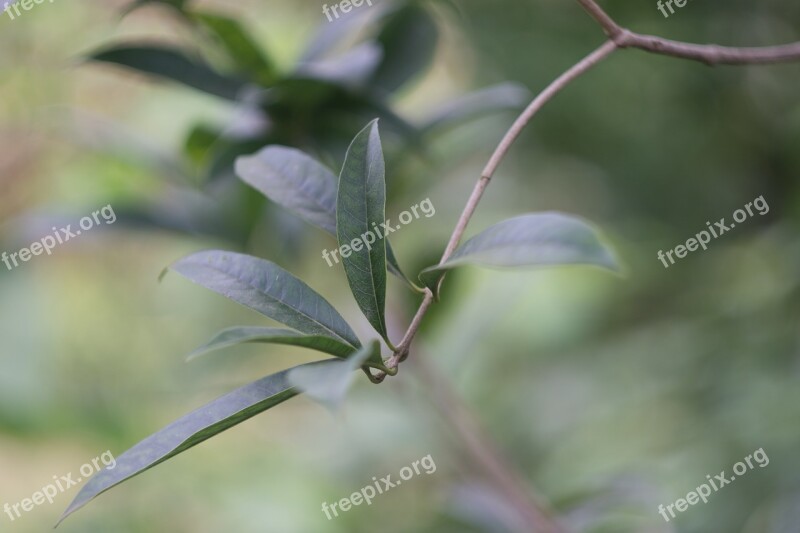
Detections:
[202, 260, 356, 347]
[361, 143, 386, 334]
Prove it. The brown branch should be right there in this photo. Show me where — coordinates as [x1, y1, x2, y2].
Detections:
[411, 351, 567, 532]
[577, 0, 800, 65]
[575, 0, 623, 39]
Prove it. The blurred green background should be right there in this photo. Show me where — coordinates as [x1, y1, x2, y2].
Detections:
[1, 0, 799, 532]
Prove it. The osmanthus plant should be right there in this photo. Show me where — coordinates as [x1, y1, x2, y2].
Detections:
[61, 0, 800, 529]
[58, 118, 619, 523]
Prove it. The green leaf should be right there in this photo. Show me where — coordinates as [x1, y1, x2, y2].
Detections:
[369, 4, 438, 95]
[336, 120, 390, 343]
[171, 250, 361, 348]
[88, 45, 249, 101]
[419, 83, 531, 135]
[288, 341, 379, 411]
[419, 213, 620, 295]
[190, 11, 278, 85]
[58, 364, 307, 525]
[183, 124, 221, 171]
[301, 2, 392, 62]
[236, 146, 339, 234]
[235, 145, 417, 289]
[294, 43, 383, 89]
[188, 327, 358, 361]
[204, 137, 266, 184]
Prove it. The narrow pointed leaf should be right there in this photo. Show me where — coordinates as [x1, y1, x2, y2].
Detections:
[235, 145, 415, 288]
[59, 363, 309, 525]
[300, 2, 393, 62]
[188, 327, 358, 361]
[369, 4, 439, 94]
[88, 45, 248, 101]
[190, 12, 278, 85]
[294, 43, 383, 89]
[419, 83, 531, 135]
[420, 213, 620, 295]
[288, 341, 378, 411]
[337, 121, 389, 341]
[171, 251, 361, 348]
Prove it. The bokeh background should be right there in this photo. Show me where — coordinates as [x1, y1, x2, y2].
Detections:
[1, 0, 799, 531]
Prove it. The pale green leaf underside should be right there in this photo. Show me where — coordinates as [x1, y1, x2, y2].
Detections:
[420, 212, 620, 293]
[288, 341, 379, 411]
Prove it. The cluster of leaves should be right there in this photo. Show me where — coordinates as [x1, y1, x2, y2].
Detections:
[59, 117, 619, 524]
[84, 0, 530, 246]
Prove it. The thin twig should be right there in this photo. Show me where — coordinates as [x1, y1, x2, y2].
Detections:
[411, 352, 567, 532]
[371, 39, 617, 383]
[576, 0, 623, 39]
[577, 0, 800, 65]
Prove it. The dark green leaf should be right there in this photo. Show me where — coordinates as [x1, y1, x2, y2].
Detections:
[58, 364, 307, 525]
[188, 326, 359, 361]
[369, 4, 438, 95]
[419, 213, 620, 295]
[288, 340, 379, 411]
[204, 137, 266, 184]
[336, 120, 389, 342]
[171, 250, 361, 348]
[190, 11, 278, 85]
[183, 124, 221, 171]
[235, 145, 416, 288]
[88, 45, 249, 101]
